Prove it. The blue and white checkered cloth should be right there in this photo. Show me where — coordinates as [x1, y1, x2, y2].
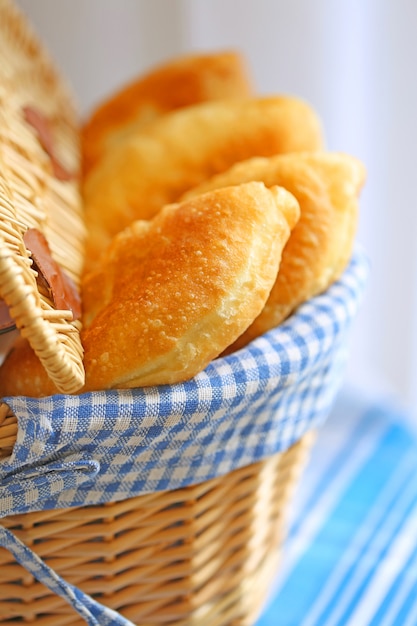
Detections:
[0, 250, 368, 625]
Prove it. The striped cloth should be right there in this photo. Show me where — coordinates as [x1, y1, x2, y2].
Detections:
[257, 389, 417, 626]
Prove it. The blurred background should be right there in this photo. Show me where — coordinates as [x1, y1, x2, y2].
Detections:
[14, 0, 417, 420]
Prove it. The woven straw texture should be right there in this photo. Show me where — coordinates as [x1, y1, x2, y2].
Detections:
[0, 433, 314, 626]
[0, 0, 85, 393]
[0, 401, 14, 459]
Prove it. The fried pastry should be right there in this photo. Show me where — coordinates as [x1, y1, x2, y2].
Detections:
[82, 50, 253, 174]
[83, 95, 324, 271]
[0, 182, 300, 396]
[182, 152, 366, 351]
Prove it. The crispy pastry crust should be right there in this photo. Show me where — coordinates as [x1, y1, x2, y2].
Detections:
[82, 50, 253, 175]
[82, 96, 324, 271]
[182, 152, 366, 351]
[0, 182, 299, 396]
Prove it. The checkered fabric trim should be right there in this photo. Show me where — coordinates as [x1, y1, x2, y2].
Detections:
[0, 250, 368, 519]
[0, 250, 368, 625]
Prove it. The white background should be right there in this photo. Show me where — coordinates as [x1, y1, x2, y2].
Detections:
[14, 0, 417, 417]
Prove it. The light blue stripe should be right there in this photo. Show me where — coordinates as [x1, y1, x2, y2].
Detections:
[256, 422, 416, 626]
[289, 406, 390, 540]
[370, 527, 417, 626]
[403, 594, 417, 626]
[396, 587, 417, 626]
[318, 450, 417, 626]
[303, 420, 417, 626]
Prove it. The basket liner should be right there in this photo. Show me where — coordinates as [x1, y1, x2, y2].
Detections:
[0, 250, 368, 520]
[0, 251, 368, 626]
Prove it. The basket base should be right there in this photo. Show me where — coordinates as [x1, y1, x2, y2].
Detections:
[0, 433, 314, 625]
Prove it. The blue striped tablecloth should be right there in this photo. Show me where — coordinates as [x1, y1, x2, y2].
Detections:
[257, 388, 417, 626]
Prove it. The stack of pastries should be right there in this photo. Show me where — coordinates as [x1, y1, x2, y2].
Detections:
[0, 51, 365, 397]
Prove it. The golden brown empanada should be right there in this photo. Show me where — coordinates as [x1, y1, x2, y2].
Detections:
[83, 96, 324, 271]
[182, 151, 366, 351]
[0, 182, 299, 396]
[82, 50, 253, 174]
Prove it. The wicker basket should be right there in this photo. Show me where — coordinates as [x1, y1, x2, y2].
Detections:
[0, 3, 369, 625]
[0, 431, 314, 626]
[0, 0, 85, 394]
[0, 246, 368, 625]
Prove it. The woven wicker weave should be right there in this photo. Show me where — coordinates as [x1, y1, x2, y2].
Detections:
[0, 401, 15, 459]
[0, 0, 85, 393]
[0, 4, 361, 625]
[0, 422, 313, 626]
